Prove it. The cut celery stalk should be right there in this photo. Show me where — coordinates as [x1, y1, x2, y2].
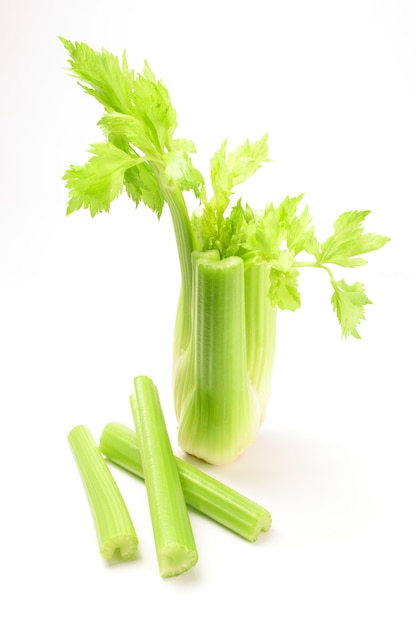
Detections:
[99, 422, 272, 542]
[131, 376, 198, 578]
[176, 254, 258, 464]
[68, 425, 138, 560]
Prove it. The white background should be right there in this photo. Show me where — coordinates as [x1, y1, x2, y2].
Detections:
[1, 1, 415, 624]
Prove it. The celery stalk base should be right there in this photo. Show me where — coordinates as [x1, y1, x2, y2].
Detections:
[173, 255, 277, 465]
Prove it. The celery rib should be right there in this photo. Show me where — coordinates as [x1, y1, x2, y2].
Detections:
[68, 425, 138, 560]
[99, 422, 272, 542]
[244, 263, 277, 423]
[177, 254, 258, 464]
[131, 376, 198, 578]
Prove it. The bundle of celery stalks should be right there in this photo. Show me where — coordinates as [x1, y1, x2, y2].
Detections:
[69, 377, 272, 578]
[62, 39, 389, 577]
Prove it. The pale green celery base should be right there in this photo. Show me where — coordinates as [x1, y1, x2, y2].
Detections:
[176, 254, 259, 465]
[159, 544, 199, 578]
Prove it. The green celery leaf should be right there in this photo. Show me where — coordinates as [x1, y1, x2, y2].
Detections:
[286, 205, 320, 257]
[209, 140, 229, 211]
[248, 195, 309, 261]
[131, 64, 178, 152]
[106, 133, 165, 215]
[271, 249, 295, 273]
[319, 210, 390, 266]
[220, 200, 255, 258]
[273, 195, 305, 230]
[191, 135, 269, 252]
[268, 267, 301, 311]
[124, 162, 165, 216]
[60, 38, 135, 115]
[170, 138, 197, 153]
[330, 279, 372, 339]
[63, 142, 141, 216]
[122, 164, 144, 206]
[210, 135, 269, 208]
[251, 204, 284, 261]
[98, 113, 157, 157]
[226, 134, 269, 186]
[62, 39, 203, 219]
[191, 206, 217, 251]
[143, 60, 178, 146]
[163, 151, 204, 195]
[61, 39, 192, 162]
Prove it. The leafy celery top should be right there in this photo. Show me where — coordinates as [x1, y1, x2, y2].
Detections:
[61, 39, 389, 464]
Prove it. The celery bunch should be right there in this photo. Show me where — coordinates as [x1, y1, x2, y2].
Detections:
[61, 39, 389, 464]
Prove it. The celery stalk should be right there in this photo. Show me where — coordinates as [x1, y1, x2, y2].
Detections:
[161, 183, 196, 352]
[175, 254, 259, 465]
[99, 422, 272, 542]
[67, 425, 138, 560]
[131, 376, 198, 578]
[244, 262, 277, 423]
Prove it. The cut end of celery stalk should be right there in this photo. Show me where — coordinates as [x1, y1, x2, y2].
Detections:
[100, 533, 139, 560]
[159, 544, 199, 578]
[249, 511, 272, 542]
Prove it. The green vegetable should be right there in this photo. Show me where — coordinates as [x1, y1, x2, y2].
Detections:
[67, 425, 138, 560]
[131, 376, 198, 577]
[61, 39, 389, 464]
[100, 422, 272, 542]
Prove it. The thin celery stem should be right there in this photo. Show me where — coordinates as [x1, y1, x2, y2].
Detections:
[68, 425, 138, 560]
[293, 260, 336, 281]
[99, 422, 272, 542]
[131, 376, 198, 578]
[162, 184, 196, 349]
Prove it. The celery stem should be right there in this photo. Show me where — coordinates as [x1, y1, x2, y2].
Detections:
[177, 255, 258, 464]
[68, 425, 138, 560]
[162, 184, 196, 350]
[244, 263, 277, 423]
[131, 376, 198, 578]
[100, 422, 272, 542]
[293, 260, 336, 281]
